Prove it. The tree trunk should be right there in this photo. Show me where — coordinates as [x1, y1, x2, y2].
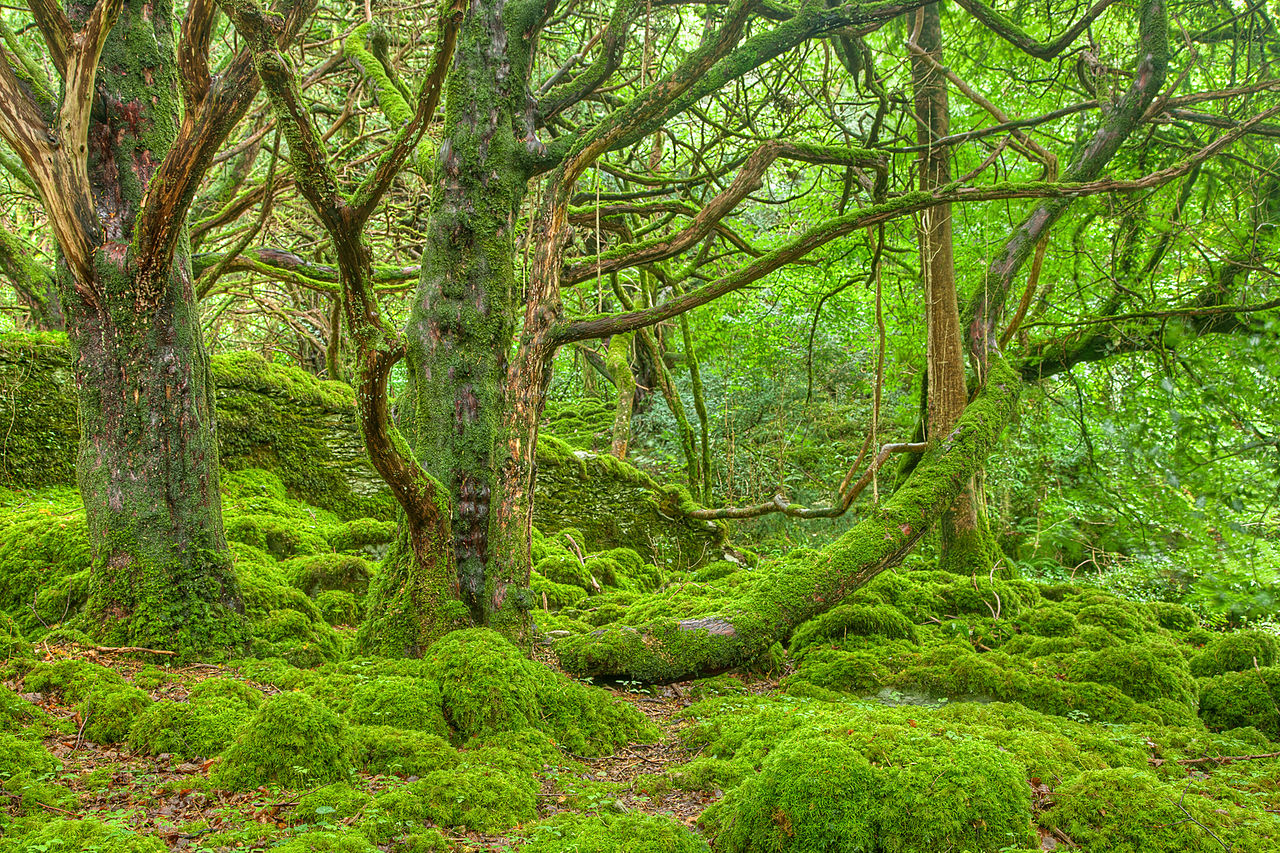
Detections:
[607, 333, 636, 457]
[73, 0, 244, 650]
[911, 2, 999, 575]
[363, 0, 542, 649]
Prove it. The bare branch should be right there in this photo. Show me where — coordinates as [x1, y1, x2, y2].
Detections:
[26, 0, 72, 76]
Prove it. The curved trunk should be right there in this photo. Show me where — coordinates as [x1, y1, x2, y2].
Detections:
[365, 0, 543, 647]
[607, 333, 636, 457]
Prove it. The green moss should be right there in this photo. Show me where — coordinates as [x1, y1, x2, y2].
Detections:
[128, 694, 255, 759]
[189, 677, 264, 709]
[791, 603, 918, 653]
[1149, 601, 1199, 632]
[405, 762, 538, 832]
[425, 628, 656, 755]
[0, 817, 166, 852]
[294, 782, 373, 825]
[349, 725, 457, 776]
[1199, 667, 1280, 739]
[266, 831, 378, 853]
[525, 813, 710, 853]
[705, 733, 880, 851]
[530, 572, 590, 610]
[282, 554, 374, 598]
[211, 691, 353, 790]
[1068, 641, 1196, 704]
[22, 659, 126, 704]
[1190, 630, 1279, 676]
[0, 612, 29, 662]
[79, 684, 151, 744]
[316, 590, 361, 626]
[343, 677, 448, 738]
[0, 491, 90, 633]
[1041, 768, 1248, 852]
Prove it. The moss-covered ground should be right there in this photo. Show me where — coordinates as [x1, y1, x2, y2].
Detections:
[4, 468, 1280, 851]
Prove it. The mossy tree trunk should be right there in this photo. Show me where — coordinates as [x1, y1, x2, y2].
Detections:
[911, 2, 1000, 575]
[0, 0, 311, 651]
[607, 333, 636, 458]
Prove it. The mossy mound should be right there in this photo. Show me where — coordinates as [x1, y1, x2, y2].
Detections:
[425, 629, 656, 755]
[128, 689, 257, 759]
[705, 726, 1034, 852]
[525, 813, 711, 853]
[344, 677, 448, 738]
[0, 817, 166, 852]
[0, 490, 89, 634]
[211, 690, 352, 790]
[21, 659, 150, 744]
[1041, 767, 1274, 852]
[349, 725, 457, 776]
[1190, 629, 1278, 676]
[1198, 667, 1280, 739]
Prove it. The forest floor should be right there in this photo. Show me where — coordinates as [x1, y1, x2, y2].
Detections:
[5, 641, 748, 851]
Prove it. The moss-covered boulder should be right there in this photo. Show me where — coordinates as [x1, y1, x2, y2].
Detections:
[705, 728, 1034, 853]
[211, 690, 352, 790]
[1190, 630, 1278, 677]
[1199, 667, 1280, 739]
[425, 628, 656, 755]
[534, 437, 726, 571]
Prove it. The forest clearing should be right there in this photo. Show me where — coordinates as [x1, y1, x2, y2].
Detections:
[2, 0, 1280, 850]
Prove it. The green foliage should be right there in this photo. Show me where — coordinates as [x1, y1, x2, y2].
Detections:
[211, 690, 353, 790]
[265, 831, 377, 853]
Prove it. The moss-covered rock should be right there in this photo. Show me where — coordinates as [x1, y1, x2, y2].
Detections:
[425, 629, 655, 755]
[534, 438, 726, 572]
[705, 726, 1034, 853]
[283, 554, 374, 598]
[1199, 667, 1280, 739]
[1190, 630, 1278, 677]
[349, 725, 457, 776]
[706, 733, 881, 851]
[1040, 768, 1248, 852]
[128, 693, 255, 759]
[211, 690, 352, 790]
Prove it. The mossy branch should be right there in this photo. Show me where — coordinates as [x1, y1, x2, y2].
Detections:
[953, 0, 1122, 59]
[556, 359, 1021, 683]
[964, 0, 1168, 365]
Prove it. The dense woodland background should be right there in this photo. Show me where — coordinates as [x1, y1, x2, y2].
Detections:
[1, 0, 1280, 850]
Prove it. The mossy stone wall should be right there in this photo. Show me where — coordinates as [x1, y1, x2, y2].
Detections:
[0, 336, 725, 566]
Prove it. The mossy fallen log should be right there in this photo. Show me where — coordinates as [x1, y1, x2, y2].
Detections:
[556, 358, 1021, 683]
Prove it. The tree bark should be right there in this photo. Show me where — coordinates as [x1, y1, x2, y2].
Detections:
[72, 0, 244, 650]
[911, 2, 999, 574]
